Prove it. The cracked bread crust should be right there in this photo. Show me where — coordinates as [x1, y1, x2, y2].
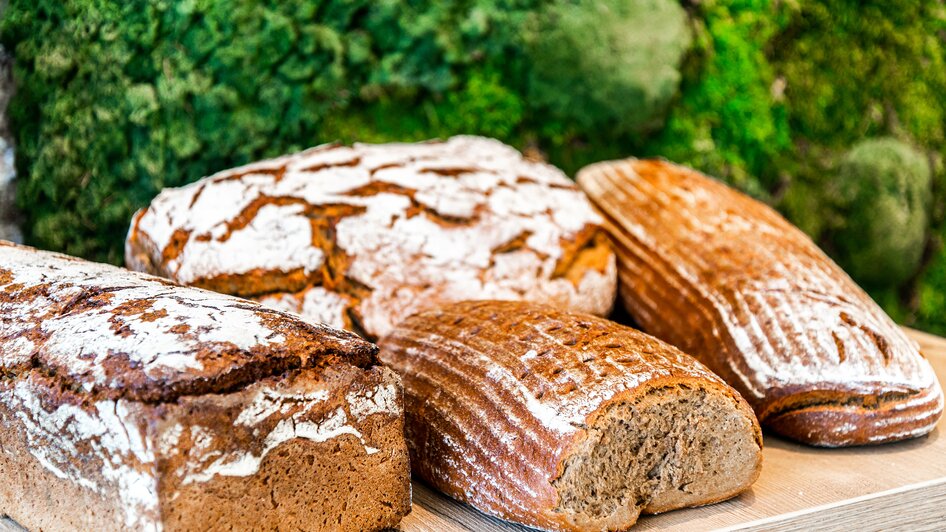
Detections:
[0, 241, 373, 401]
[379, 300, 762, 531]
[0, 242, 410, 531]
[577, 158, 945, 446]
[126, 136, 617, 339]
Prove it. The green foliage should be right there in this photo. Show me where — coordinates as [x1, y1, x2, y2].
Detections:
[4, 0, 697, 263]
[644, 0, 791, 197]
[771, 1, 946, 153]
[768, 1, 946, 325]
[524, 0, 690, 137]
[918, 245, 946, 336]
[827, 138, 931, 288]
[1, 0, 545, 263]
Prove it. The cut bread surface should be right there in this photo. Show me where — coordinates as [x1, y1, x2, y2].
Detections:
[554, 384, 762, 530]
[380, 300, 762, 531]
[554, 384, 762, 529]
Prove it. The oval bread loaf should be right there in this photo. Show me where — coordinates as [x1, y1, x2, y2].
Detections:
[0, 241, 410, 531]
[379, 300, 763, 531]
[125, 135, 617, 339]
[577, 158, 944, 446]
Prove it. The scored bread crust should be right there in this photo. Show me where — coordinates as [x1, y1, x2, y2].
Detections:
[125, 135, 617, 339]
[379, 300, 763, 531]
[0, 241, 410, 531]
[577, 158, 945, 446]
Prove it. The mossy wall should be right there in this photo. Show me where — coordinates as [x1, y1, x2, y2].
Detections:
[4, 0, 946, 332]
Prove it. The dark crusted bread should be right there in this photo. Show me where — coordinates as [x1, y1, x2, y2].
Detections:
[125, 135, 616, 340]
[577, 158, 945, 447]
[379, 300, 762, 531]
[0, 241, 410, 531]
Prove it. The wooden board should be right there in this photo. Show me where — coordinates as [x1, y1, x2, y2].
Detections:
[398, 327, 946, 532]
[2, 328, 944, 531]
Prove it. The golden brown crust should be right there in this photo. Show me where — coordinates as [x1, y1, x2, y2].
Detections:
[126, 136, 617, 339]
[379, 300, 762, 531]
[0, 241, 375, 402]
[577, 158, 945, 446]
[0, 241, 410, 530]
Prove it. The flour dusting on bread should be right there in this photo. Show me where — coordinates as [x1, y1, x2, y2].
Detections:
[127, 136, 617, 338]
[0, 242, 410, 531]
[578, 158, 944, 446]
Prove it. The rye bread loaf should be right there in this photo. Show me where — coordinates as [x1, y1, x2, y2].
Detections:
[379, 300, 762, 531]
[0, 241, 410, 531]
[577, 158, 945, 447]
[125, 135, 616, 340]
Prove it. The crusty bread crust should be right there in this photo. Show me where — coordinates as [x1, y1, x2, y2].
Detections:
[577, 158, 945, 446]
[379, 300, 762, 531]
[125, 136, 616, 339]
[0, 241, 410, 530]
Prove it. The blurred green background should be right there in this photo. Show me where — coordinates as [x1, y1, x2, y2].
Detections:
[2, 0, 946, 332]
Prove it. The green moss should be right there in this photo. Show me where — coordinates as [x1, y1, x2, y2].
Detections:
[827, 138, 931, 288]
[643, 0, 791, 198]
[524, 0, 690, 137]
[765, 1, 946, 326]
[1, 0, 546, 263]
[771, 2, 946, 153]
[769, 0, 946, 233]
[918, 248, 946, 334]
[2, 0, 700, 263]
[7, 0, 946, 333]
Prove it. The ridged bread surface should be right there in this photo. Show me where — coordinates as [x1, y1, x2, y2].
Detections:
[379, 300, 761, 530]
[577, 159, 944, 446]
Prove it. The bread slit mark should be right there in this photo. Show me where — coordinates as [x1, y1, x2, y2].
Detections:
[832, 330, 848, 363]
[187, 183, 206, 209]
[491, 230, 534, 255]
[342, 179, 481, 227]
[300, 156, 362, 174]
[209, 165, 287, 185]
[763, 388, 920, 422]
[212, 196, 366, 244]
[417, 166, 480, 177]
[551, 226, 612, 286]
[162, 228, 192, 265]
[342, 181, 416, 199]
[840, 311, 894, 365]
[345, 306, 371, 340]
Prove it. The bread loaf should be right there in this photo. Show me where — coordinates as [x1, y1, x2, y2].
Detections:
[577, 159, 945, 446]
[125, 135, 616, 339]
[379, 300, 762, 531]
[0, 241, 410, 531]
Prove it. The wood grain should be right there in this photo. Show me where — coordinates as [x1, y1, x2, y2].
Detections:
[3, 328, 945, 531]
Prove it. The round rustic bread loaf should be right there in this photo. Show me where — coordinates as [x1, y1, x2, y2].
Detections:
[126, 136, 617, 339]
[380, 300, 763, 531]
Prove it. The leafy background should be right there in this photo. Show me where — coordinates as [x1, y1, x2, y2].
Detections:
[3, 0, 946, 332]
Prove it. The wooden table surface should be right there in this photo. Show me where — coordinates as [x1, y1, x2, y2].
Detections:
[398, 327, 946, 532]
[2, 329, 944, 532]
